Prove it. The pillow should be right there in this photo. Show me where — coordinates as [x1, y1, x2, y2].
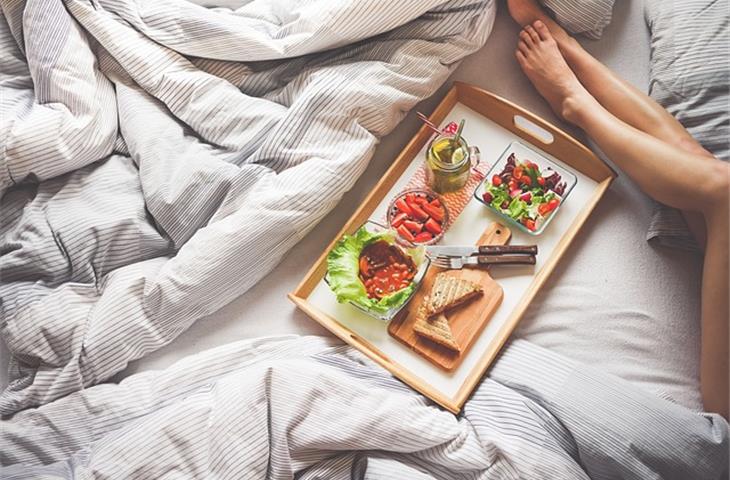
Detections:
[540, 0, 616, 39]
[645, 0, 730, 251]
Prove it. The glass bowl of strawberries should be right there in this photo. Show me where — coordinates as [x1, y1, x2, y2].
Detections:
[387, 188, 449, 246]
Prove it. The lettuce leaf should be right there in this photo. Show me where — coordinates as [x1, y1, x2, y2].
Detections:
[326, 226, 420, 315]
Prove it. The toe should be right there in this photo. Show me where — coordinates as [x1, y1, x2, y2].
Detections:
[519, 29, 533, 46]
[525, 25, 540, 43]
[515, 49, 528, 68]
[533, 20, 551, 40]
[517, 40, 531, 56]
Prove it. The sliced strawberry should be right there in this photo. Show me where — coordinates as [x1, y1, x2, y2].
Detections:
[413, 231, 434, 243]
[421, 202, 444, 222]
[390, 212, 408, 228]
[403, 220, 423, 233]
[396, 224, 416, 242]
[395, 198, 413, 216]
[410, 204, 429, 221]
[424, 218, 442, 235]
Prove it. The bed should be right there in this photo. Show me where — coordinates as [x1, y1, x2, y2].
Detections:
[1, 0, 725, 477]
[84, 0, 703, 410]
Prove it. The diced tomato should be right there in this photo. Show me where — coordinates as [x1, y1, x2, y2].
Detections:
[513, 166, 523, 179]
[538, 203, 550, 216]
[403, 220, 423, 233]
[395, 198, 413, 216]
[492, 175, 502, 186]
[421, 202, 444, 222]
[520, 175, 532, 185]
[548, 198, 560, 209]
[410, 204, 429, 221]
[523, 218, 536, 231]
[424, 218, 442, 235]
[396, 224, 416, 242]
[413, 231, 434, 243]
[390, 212, 408, 228]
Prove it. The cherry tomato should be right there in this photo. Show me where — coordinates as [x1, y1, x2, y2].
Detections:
[513, 166, 523, 179]
[523, 218, 536, 231]
[520, 175, 532, 185]
[492, 175, 502, 186]
[537, 176, 545, 186]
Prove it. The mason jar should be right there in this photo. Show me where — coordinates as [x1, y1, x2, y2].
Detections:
[425, 133, 480, 193]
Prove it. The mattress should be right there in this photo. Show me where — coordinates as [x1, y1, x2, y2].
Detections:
[0, 0, 703, 411]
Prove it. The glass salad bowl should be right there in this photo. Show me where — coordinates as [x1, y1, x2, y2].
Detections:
[324, 221, 430, 322]
[474, 141, 577, 235]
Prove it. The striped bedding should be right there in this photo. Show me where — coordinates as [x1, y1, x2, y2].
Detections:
[0, 0, 496, 413]
[1, 336, 727, 478]
[645, 0, 730, 251]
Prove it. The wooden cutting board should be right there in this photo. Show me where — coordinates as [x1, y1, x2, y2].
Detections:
[388, 223, 511, 371]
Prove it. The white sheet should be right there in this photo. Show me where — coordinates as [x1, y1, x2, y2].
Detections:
[1, 0, 703, 411]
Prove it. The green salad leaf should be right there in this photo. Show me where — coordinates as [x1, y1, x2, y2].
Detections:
[326, 226, 422, 315]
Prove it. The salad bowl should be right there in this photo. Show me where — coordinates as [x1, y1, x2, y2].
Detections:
[474, 142, 577, 235]
[324, 221, 431, 322]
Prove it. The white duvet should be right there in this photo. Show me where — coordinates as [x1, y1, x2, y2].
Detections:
[0, 0, 496, 414]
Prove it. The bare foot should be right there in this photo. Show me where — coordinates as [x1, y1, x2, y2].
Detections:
[507, 0, 583, 60]
[515, 21, 596, 122]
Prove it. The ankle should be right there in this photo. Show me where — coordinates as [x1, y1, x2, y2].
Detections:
[561, 94, 588, 124]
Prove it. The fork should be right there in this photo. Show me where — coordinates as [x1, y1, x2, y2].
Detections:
[433, 254, 536, 269]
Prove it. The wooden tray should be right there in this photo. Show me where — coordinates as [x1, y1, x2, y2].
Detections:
[388, 223, 511, 370]
[289, 82, 616, 413]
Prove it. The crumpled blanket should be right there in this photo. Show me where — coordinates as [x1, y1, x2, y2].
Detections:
[0, 0, 496, 414]
[1, 336, 727, 478]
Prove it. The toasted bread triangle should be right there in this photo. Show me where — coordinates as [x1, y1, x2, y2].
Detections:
[413, 299, 460, 352]
[425, 273, 483, 316]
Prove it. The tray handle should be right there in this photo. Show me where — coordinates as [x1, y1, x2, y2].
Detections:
[513, 115, 554, 145]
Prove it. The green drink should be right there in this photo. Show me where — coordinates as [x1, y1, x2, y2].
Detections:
[425, 135, 478, 193]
